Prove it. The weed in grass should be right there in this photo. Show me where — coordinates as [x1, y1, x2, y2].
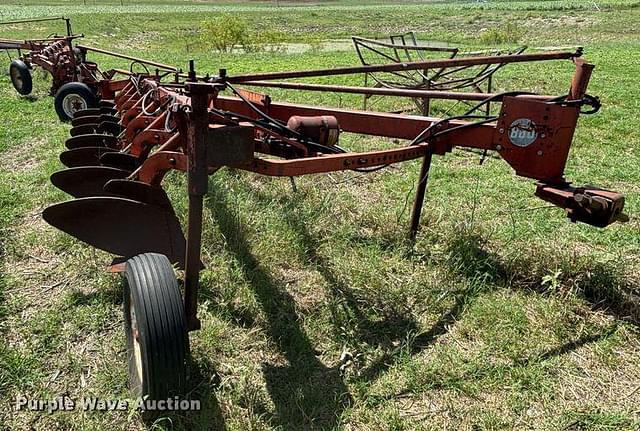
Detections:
[479, 22, 525, 45]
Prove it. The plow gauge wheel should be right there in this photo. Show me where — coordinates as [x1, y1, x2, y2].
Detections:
[124, 253, 189, 402]
[54, 82, 98, 122]
[9, 60, 32, 96]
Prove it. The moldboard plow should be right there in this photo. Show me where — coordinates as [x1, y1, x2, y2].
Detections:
[32, 49, 627, 402]
[1, 17, 180, 121]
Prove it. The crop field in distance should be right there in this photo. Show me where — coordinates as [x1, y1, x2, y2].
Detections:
[0, 0, 639, 430]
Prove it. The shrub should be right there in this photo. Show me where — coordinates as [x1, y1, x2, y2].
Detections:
[479, 22, 524, 45]
[200, 14, 248, 53]
[242, 30, 287, 53]
[200, 16, 287, 53]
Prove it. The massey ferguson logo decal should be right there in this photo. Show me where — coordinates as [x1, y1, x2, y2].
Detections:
[508, 118, 538, 147]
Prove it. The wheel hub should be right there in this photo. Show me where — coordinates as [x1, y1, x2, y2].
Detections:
[10, 67, 23, 90]
[62, 93, 88, 118]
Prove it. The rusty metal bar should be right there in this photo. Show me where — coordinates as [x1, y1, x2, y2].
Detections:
[215, 95, 496, 141]
[77, 45, 178, 71]
[239, 80, 556, 102]
[0, 39, 33, 50]
[226, 50, 580, 83]
[409, 150, 433, 240]
[569, 58, 594, 100]
[183, 82, 210, 331]
[352, 36, 458, 53]
[0, 16, 66, 26]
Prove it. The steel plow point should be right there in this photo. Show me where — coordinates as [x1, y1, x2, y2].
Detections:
[65, 134, 118, 150]
[100, 152, 140, 171]
[73, 108, 101, 119]
[59, 146, 115, 168]
[70, 124, 100, 137]
[50, 166, 130, 198]
[71, 115, 101, 127]
[42, 196, 187, 268]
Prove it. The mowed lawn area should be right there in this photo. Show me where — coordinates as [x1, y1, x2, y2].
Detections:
[0, 1, 639, 430]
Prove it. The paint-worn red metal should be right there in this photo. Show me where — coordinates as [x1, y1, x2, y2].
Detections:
[225, 50, 581, 83]
[1, 18, 180, 99]
[240, 80, 558, 102]
[39, 52, 626, 332]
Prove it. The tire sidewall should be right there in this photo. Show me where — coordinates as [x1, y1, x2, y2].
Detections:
[9, 60, 33, 96]
[122, 253, 189, 404]
[54, 82, 98, 122]
[123, 280, 150, 396]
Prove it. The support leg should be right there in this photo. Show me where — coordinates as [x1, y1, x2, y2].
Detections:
[409, 151, 433, 241]
[184, 194, 203, 331]
[486, 75, 493, 116]
[183, 81, 210, 331]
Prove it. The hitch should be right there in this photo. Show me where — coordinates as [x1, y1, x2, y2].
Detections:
[535, 183, 628, 227]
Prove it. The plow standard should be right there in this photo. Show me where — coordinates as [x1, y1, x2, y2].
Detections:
[3, 24, 627, 402]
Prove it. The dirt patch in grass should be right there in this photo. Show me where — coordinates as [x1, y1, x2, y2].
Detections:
[0, 138, 46, 174]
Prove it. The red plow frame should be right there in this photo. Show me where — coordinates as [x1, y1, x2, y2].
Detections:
[20, 49, 626, 401]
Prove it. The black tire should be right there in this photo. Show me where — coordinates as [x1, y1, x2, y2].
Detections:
[123, 253, 189, 402]
[9, 60, 32, 96]
[54, 82, 98, 122]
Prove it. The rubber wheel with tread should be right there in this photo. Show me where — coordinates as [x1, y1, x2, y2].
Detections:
[54, 82, 98, 122]
[9, 60, 32, 96]
[123, 253, 189, 402]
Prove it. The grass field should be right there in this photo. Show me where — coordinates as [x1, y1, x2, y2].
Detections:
[1, 1, 639, 430]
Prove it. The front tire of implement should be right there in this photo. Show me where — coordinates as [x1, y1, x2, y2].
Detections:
[9, 60, 32, 96]
[123, 253, 189, 403]
[54, 82, 98, 122]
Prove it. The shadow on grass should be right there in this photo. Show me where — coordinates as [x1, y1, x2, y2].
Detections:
[516, 323, 618, 366]
[64, 284, 123, 307]
[443, 228, 640, 327]
[279, 195, 420, 353]
[346, 226, 631, 383]
[203, 178, 636, 403]
[153, 355, 226, 431]
[244, 189, 498, 384]
[205, 185, 351, 429]
[355, 231, 499, 382]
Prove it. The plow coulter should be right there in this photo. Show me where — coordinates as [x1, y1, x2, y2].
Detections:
[14, 46, 625, 402]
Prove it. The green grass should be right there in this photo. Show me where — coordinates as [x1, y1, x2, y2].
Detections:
[1, 1, 639, 430]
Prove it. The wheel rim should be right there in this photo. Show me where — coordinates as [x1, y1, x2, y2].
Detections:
[129, 296, 144, 389]
[10, 67, 23, 91]
[62, 93, 88, 118]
